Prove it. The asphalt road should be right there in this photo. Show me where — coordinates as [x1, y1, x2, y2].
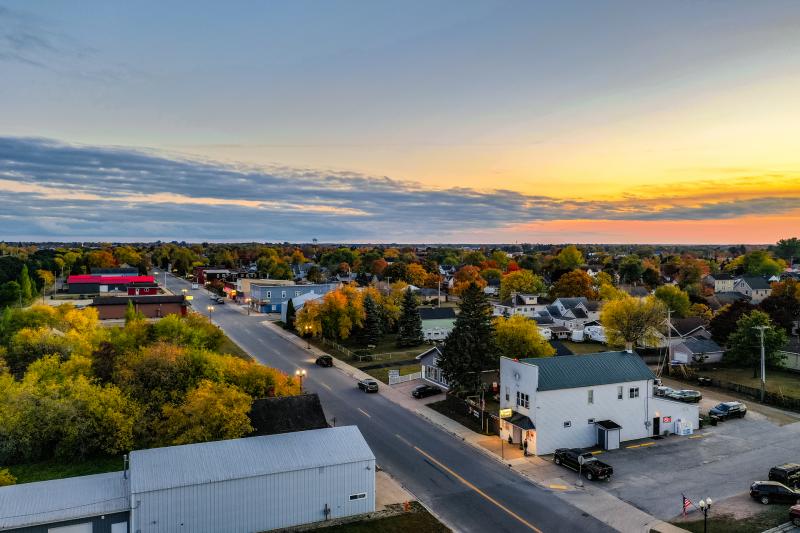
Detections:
[161, 273, 614, 533]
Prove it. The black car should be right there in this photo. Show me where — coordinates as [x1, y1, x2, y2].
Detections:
[709, 401, 747, 420]
[315, 355, 333, 367]
[411, 384, 441, 399]
[357, 379, 379, 393]
[213, 296, 225, 304]
[750, 481, 800, 505]
[553, 448, 613, 481]
[769, 464, 800, 488]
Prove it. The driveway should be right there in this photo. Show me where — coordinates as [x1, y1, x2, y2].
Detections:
[594, 388, 800, 520]
[390, 379, 444, 406]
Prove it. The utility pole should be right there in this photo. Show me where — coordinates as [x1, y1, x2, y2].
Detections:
[753, 325, 770, 402]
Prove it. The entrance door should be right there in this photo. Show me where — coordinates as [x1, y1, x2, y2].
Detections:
[512, 426, 522, 444]
[653, 417, 660, 436]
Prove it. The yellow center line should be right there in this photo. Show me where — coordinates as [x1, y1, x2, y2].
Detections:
[319, 382, 332, 391]
[357, 408, 371, 418]
[413, 446, 543, 533]
[395, 434, 413, 447]
[626, 441, 656, 449]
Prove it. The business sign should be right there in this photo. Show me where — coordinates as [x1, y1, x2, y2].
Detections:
[499, 408, 513, 419]
[662, 416, 672, 423]
[185, 295, 193, 301]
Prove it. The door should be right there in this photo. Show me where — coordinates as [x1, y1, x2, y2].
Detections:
[653, 417, 660, 436]
[111, 522, 128, 533]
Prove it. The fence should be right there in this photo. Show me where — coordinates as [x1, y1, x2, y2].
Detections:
[388, 372, 422, 385]
[319, 338, 354, 359]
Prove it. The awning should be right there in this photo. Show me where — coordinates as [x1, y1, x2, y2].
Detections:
[505, 412, 535, 430]
[595, 420, 621, 430]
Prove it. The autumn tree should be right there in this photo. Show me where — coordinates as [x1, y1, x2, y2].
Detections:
[396, 289, 423, 348]
[452, 265, 487, 295]
[499, 270, 545, 301]
[493, 315, 554, 359]
[439, 283, 495, 392]
[556, 245, 584, 270]
[550, 269, 596, 299]
[600, 296, 667, 351]
[406, 263, 428, 287]
[709, 301, 755, 344]
[726, 311, 787, 377]
[688, 303, 713, 323]
[18, 265, 32, 302]
[618, 255, 644, 284]
[653, 285, 691, 318]
[775, 237, 800, 265]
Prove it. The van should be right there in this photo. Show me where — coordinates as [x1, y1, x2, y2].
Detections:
[191, 283, 199, 290]
[769, 464, 800, 488]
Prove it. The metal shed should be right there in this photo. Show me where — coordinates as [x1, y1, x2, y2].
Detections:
[129, 426, 375, 533]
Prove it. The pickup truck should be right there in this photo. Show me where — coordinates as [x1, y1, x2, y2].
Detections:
[553, 448, 614, 481]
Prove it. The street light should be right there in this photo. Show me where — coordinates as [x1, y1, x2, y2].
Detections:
[753, 325, 770, 402]
[207, 305, 215, 314]
[305, 325, 312, 349]
[295, 369, 307, 392]
[698, 497, 712, 533]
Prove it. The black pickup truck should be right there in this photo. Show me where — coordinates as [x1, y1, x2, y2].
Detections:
[553, 448, 614, 481]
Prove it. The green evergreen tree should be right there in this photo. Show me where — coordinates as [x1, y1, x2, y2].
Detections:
[396, 288, 423, 348]
[362, 294, 383, 346]
[727, 310, 787, 377]
[439, 282, 496, 392]
[284, 298, 296, 331]
[18, 265, 32, 303]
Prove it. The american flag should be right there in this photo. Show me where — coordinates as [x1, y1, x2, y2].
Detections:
[682, 494, 693, 516]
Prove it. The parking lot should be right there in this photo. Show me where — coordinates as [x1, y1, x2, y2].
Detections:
[593, 389, 800, 520]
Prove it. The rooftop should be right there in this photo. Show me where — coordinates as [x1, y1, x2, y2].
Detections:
[680, 337, 723, 354]
[68, 274, 154, 284]
[739, 276, 772, 290]
[418, 307, 457, 320]
[517, 351, 656, 391]
[92, 295, 186, 306]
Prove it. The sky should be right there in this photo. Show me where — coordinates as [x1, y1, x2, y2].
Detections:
[1, 1, 799, 243]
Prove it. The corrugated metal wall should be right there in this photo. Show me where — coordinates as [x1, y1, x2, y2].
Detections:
[130, 460, 375, 533]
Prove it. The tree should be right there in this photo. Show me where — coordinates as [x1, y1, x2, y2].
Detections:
[618, 255, 644, 284]
[0, 468, 15, 487]
[642, 267, 660, 288]
[499, 270, 545, 301]
[759, 293, 800, 334]
[124, 300, 144, 324]
[396, 289, 423, 348]
[406, 263, 428, 287]
[18, 265, 32, 303]
[438, 283, 495, 392]
[709, 301, 755, 344]
[600, 296, 667, 351]
[556, 245, 584, 270]
[494, 315, 555, 359]
[36, 269, 55, 296]
[362, 293, 384, 346]
[550, 269, 596, 299]
[688, 303, 713, 323]
[284, 298, 296, 331]
[295, 300, 323, 338]
[306, 265, 324, 283]
[727, 250, 785, 277]
[726, 311, 787, 377]
[0, 281, 21, 308]
[677, 258, 709, 289]
[452, 266, 487, 295]
[774, 237, 800, 265]
[653, 285, 691, 318]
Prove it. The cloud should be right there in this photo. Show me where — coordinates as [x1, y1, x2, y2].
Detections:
[0, 136, 799, 242]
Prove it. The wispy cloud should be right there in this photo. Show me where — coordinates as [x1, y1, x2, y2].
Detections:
[0, 136, 798, 241]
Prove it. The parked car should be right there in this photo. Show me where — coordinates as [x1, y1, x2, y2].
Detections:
[790, 504, 800, 526]
[357, 379, 379, 393]
[749, 481, 800, 505]
[709, 401, 747, 420]
[667, 389, 702, 403]
[654, 386, 675, 397]
[553, 448, 613, 481]
[411, 384, 441, 399]
[191, 283, 199, 290]
[212, 296, 225, 304]
[769, 463, 800, 488]
[315, 355, 333, 367]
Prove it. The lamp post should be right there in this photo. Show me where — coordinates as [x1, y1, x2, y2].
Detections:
[207, 305, 215, 314]
[295, 369, 307, 393]
[753, 325, 770, 402]
[305, 325, 312, 349]
[245, 298, 251, 315]
[698, 497, 712, 533]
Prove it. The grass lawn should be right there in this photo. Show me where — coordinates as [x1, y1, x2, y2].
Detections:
[697, 367, 800, 398]
[561, 341, 609, 355]
[671, 505, 789, 533]
[368, 364, 421, 384]
[7, 455, 124, 484]
[322, 502, 449, 532]
[218, 333, 252, 360]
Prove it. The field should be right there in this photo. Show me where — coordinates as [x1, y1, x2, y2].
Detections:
[7, 455, 124, 483]
[697, 367, 800, 398]
[321, 502, 449, 533]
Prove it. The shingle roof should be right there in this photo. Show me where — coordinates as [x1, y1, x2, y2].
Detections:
[130, 426, 374, 494]
[546, 305, 563, 319]
[0, 472, 129, 529]
[557, 297, 588, 308]
[519, 351, 656, 391]
[571, 308, 588, 319]
[671, 317, 706, 337]
[418, 307, 456, 320]
[681, 337, 723, 354]
[740, 276, 771, 290]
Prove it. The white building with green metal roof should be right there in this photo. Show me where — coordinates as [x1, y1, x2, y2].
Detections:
[499, 351, 699, 455]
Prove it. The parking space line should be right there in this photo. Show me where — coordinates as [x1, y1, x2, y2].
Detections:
[357, 408, 371, 418]
[626, 441, 656, 449]
[590, 450, 604, 455]
[548, 484, 569, 490]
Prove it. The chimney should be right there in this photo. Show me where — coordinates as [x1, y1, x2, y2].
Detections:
[625, 342, 633, 354]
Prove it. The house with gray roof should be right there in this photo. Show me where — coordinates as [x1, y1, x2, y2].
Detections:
[499, 351, 699, 455]
[671, 337, 724, 365]
[734, 276, 773, 304]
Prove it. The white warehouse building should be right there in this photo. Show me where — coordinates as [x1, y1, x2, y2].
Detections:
[499, 352, 699, 456]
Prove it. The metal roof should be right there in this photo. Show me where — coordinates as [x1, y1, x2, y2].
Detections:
[519, 351, 656, 391]
[0, 472, 129, 530]
[129, 426, 374, 494]
[680, 337, 723, 354]
[418, 307, 457, 320]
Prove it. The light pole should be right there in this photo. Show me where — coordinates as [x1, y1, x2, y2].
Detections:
[207, 305, 215, 315]
[295, 369, 307, 392]
[245, 298, 251, 315]
[698, 497, 712, 533]
[305, 325, 312, 349]
[753, 325, 770, 402]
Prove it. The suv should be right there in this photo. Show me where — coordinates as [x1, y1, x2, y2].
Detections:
[553, 448, 613, 481]
[667, 389, 702, 403]
[411, 384, 442, 399]
[709, 401, 747, 420]
[654, 386, 674, 397]
[750, 481, 800, 505]
[357, 379, 379, 393]
[769, 464, 800, 488]
[315, 355, 333, 367]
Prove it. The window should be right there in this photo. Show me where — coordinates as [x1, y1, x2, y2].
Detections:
[629, 387, 640, 399]
[281, 290, 287, 299]
[563, 421, 572, 428]
[295, 290, 301, 296]
[587, 418, 595, 424]
[617, 386, 623, 400]
[505, 387, 510, 402]
[515, 391, 529, 408]
[266, 291, 271, 298]
[587, 389, 594, 404]
[349, 493, 367, 501]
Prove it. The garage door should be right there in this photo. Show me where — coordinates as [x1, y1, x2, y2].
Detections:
[111, 522, 128, 533]
[48, 523, 92, 533]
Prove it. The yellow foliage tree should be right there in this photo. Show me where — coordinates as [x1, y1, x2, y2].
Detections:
[493, 315, 555, 359]
[600, 296, 667, 350]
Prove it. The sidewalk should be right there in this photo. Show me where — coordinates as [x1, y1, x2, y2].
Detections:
[261, 321, 686, 533]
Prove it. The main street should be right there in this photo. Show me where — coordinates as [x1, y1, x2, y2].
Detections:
[160, 273, 614, 533]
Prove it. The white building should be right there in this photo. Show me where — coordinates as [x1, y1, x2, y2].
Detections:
[492, 293, 540, 318]
[499, 352, 699, 455]
[734, 276, 773, 304]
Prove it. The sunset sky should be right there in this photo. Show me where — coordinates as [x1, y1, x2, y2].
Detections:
[1, 1, 800, 243]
